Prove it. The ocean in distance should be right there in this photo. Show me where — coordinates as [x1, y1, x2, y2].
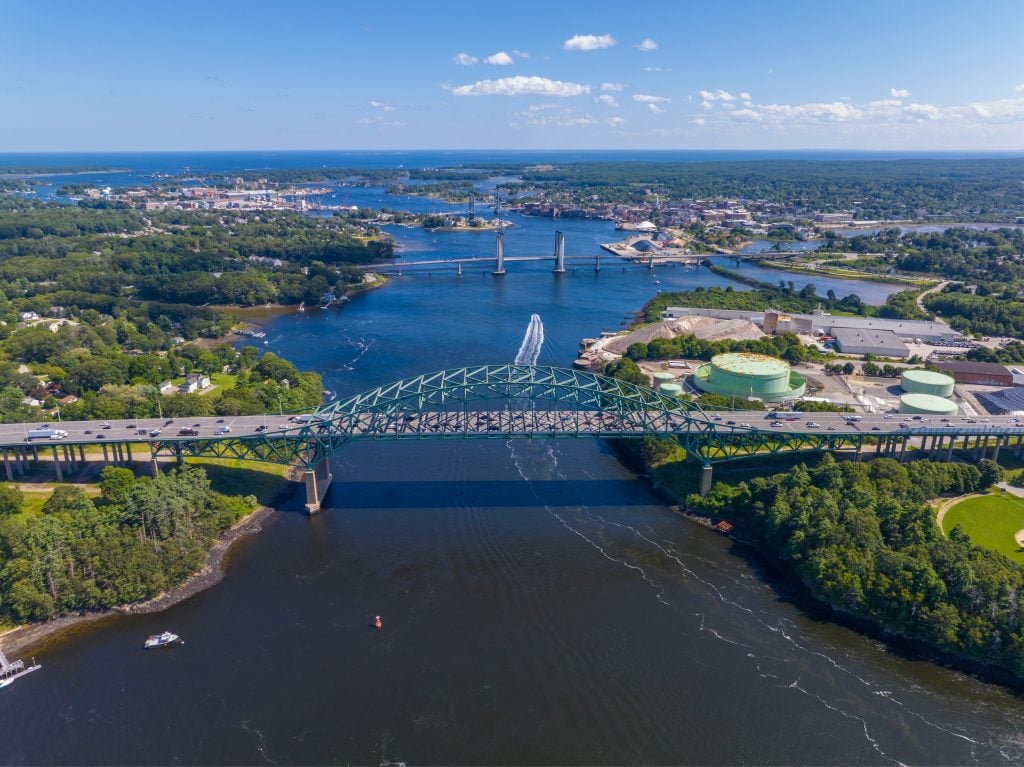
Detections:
[4, 148, 1024, 175]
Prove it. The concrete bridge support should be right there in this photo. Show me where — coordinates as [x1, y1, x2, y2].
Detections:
[3, 449, 13, 482]
[304, 460, 334, 514]
[51, 445, 63, 481]
[493, 232, 505, 275]
[699, 464, 714, 496]
[552, 231, 566, 274]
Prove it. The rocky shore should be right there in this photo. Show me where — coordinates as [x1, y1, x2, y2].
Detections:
[0, 488, 294, 658]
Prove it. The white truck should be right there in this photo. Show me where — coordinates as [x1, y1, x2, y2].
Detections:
[27, 428, 68, 440]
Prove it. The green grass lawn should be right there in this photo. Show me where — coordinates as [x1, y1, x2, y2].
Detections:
[184, 457, 292, 506]
[169, 372, 238, 396]
[18, 485, 102, 517]
[942, 492, 1024, 562]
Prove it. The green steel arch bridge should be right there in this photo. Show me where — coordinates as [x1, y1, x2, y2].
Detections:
[1, 365, 1022, 512]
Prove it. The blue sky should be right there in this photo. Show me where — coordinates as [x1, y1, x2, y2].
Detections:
[2, 0, 1023, 151]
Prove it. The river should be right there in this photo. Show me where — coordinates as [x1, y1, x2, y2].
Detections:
[4, 162, 1024, 764]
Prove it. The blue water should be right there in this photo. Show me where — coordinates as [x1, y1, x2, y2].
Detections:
[3, 152, 1023, 766]
[6, 149, 1024, 175]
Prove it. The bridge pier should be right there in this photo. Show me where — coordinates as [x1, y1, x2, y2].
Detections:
[3, 450, 13, 482]
[304, 460, 334, 514]
[993, 435, 1003, 463]
[552, 231, 566, 274]
[493, 232, 505, 275]
[51, 445, 63, 481]
[699, 464, 714, 496]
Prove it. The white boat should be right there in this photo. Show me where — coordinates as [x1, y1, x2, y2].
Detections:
[144, 631, 181, 649]
[0, 648, 41, 688]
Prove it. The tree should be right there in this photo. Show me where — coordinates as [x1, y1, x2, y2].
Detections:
[978, 458, 1003, 489]
[42, 485, 95, 516]
[842, 362, 856, 375]
[625, 342, 649, 361]
[99, 466, 136, 506]
[0, 483, 24, 516]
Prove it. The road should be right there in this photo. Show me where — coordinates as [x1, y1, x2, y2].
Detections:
[2, 408, 1024, 451]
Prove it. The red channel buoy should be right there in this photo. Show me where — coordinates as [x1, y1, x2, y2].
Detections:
[374, 615, 383, 630]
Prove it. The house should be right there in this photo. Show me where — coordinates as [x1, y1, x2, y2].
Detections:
[158, 381, 176, 395]
[57, 395, 78, 405]
[179, 373, 211, 394]
[18, 311, 39, 321]
[21, 396, 41, 408]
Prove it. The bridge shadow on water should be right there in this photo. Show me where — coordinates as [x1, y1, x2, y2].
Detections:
[326, 479, 653, 509]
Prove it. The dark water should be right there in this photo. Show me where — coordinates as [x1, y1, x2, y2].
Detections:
[4, 158, 1024, 764]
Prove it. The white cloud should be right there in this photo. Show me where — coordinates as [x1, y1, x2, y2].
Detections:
[732, 109, 762, 122]
[607, 116, 626, 127]
[739, 92, 751, 100]
[563, 34, 616, 51]
[595, 94, 618, 107]
[692, 116, 705, 125]
[869, 99, 903, 108]
[644, 66, 669, 73]
[636, 38, 658, 52]
[699, 89, 737, 102]
[890, 88, 911, 98]
[511, 50, 530, 59]
[633, 93, 671, 104]
[514, 105, 598, 127]
[905, 102, 940, 120]
[451, 75, 591, 97]
[357, 116, 403, 126]
[600, 82, 625, 91]
[485, 51, 513, 66]
[369, 100, 395, 112]
[1015, 83, 1024, 92]
[452, 52, 477, 66]
[648, 103, 663, 114]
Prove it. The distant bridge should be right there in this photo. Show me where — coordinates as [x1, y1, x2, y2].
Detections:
[2, 365, 1023, 512]
[362, 231, 703, 276]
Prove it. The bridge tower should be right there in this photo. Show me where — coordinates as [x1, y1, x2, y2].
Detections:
[493, 232, 506, 275]
[553, 230, 566, 274]
[594, 251, 601, 272]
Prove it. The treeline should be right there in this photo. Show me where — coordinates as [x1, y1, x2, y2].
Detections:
[0, 466, 256, 621]
[622, 331, 820, 365]
[832, 228, 1024, 285]
[644, 284, 870, 322]
[0, 199, 391, 308]
[924, 290, 1024, 337]
[512, 159, 1024, 220]
[688, 455, 1024, 679]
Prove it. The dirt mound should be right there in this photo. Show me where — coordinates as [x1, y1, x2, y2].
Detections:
[602, 316, 764, 355]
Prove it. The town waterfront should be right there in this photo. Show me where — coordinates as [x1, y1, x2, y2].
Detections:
[3, 156, 1024, 764]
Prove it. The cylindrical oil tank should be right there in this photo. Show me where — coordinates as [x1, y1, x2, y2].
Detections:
[901, 369, 955, 397]
[658, 383, 683, 397]
[898, 393, 959, 416]
[692, 352, 806, 401]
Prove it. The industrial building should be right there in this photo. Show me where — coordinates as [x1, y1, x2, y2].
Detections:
[931, 360, 1013, 386]
[832, 327, 911, 358]
[692, 352, 806, 402]
[898, 393, 959, 416]
[661, 306, 960, 345]
[901, 369, 955, 397]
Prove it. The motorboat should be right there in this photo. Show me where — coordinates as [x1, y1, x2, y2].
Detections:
[144, 631, 181, 649]
[0, 648, 40, 688]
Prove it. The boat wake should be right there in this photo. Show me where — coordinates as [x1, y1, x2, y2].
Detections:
[513, 313, 544, 366]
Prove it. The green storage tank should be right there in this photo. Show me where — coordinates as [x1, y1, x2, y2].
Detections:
[658, 383, 683, 397]
[898, 393, 959, 416]
[692, 352, 806, 402]
[901, 369, 955, 397]
[652, 372, 676, 388]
